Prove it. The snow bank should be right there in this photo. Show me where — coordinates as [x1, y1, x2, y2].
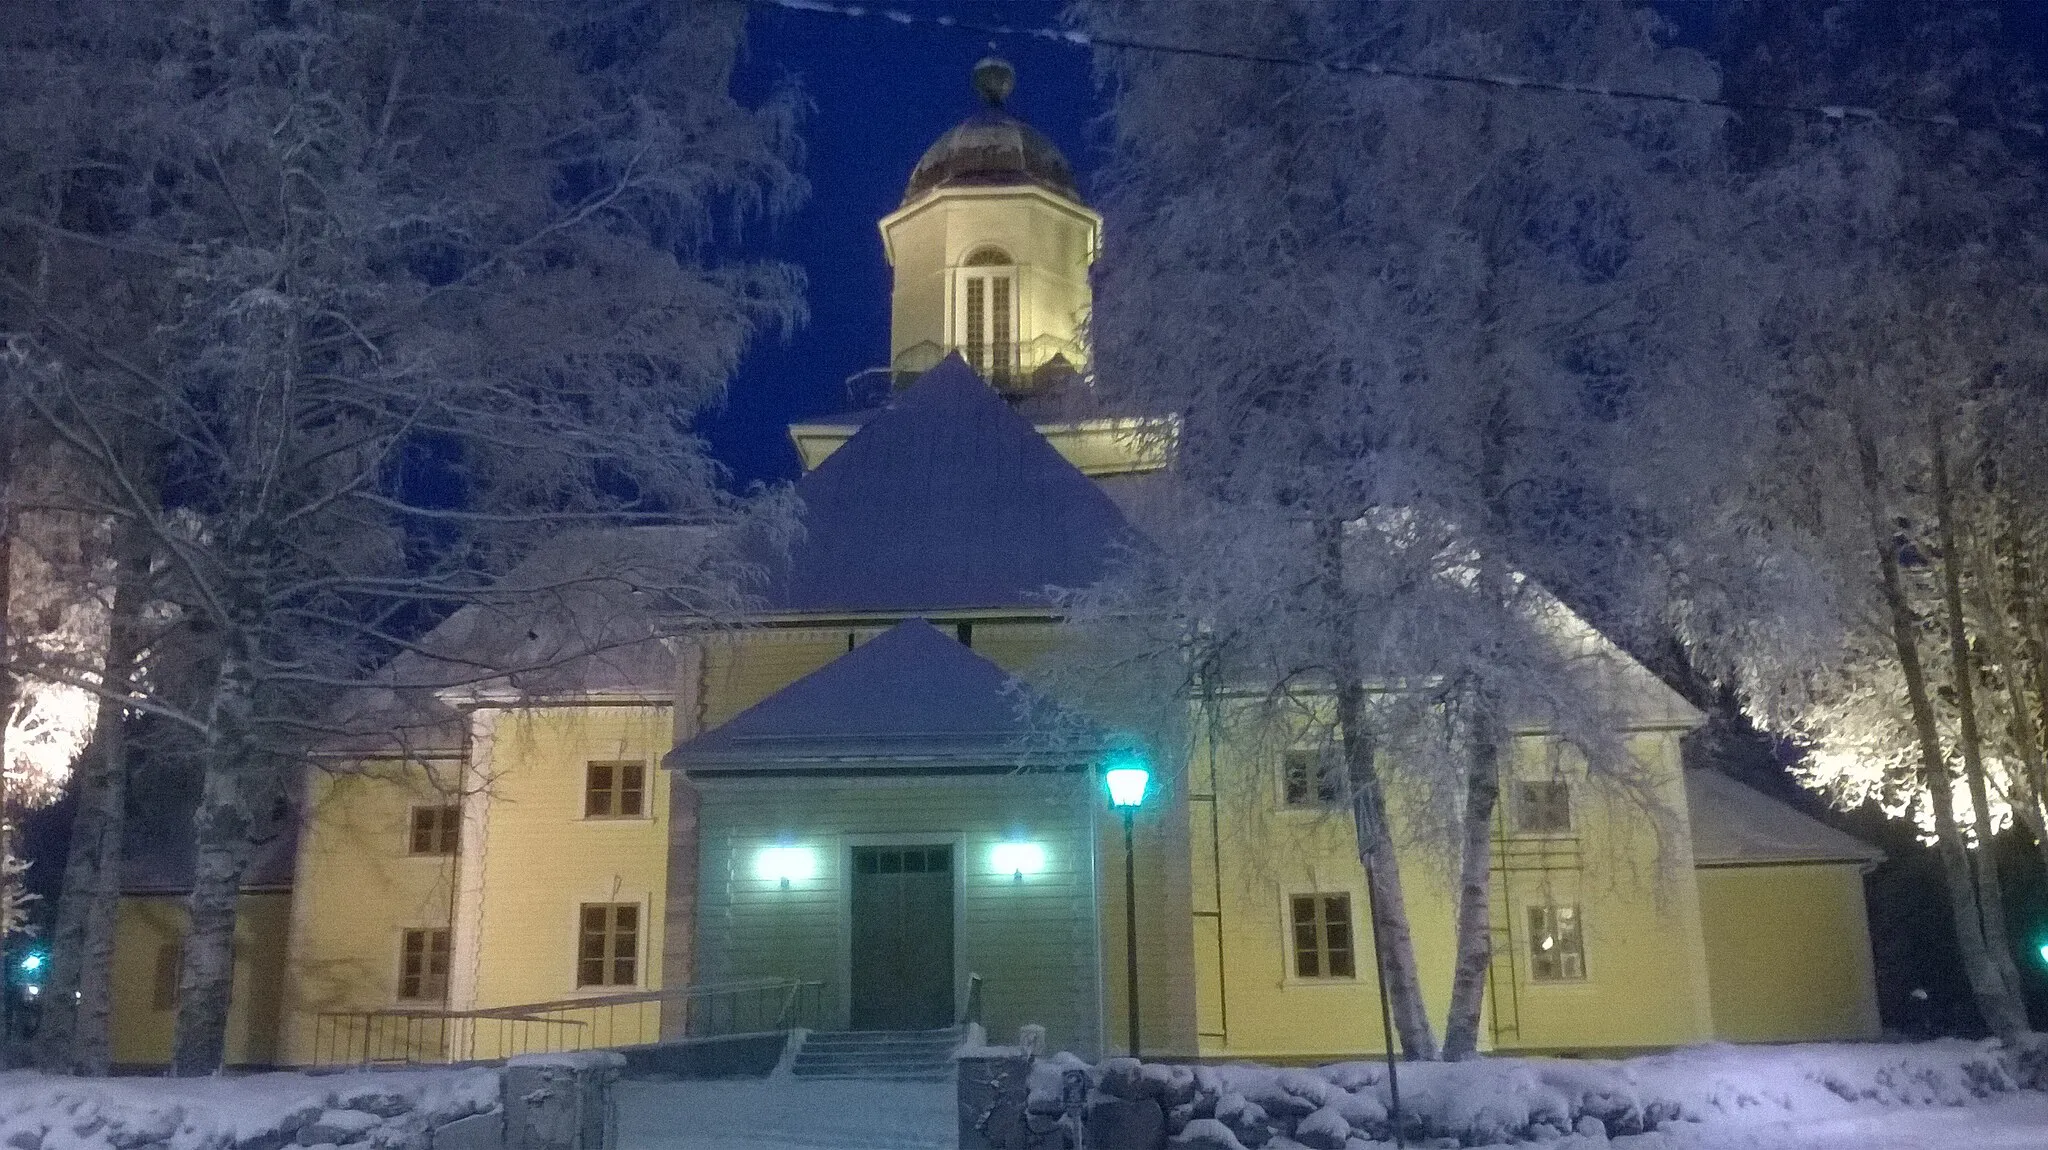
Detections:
[0, 1066, 500, 1150]
[1003, 1039, 2045, 1148]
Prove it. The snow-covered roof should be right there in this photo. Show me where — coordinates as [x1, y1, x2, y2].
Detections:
[1686, 770, 1883, 868]
[759, 356, 1138, 615]
[667, 618, 1095, 776]
[122, 761, 299, 895]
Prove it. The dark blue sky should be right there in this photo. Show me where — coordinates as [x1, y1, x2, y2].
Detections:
[710, 0, 1097, 486]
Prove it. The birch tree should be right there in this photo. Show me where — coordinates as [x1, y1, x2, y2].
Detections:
[1063, 0, 1728, 1059]
[1672, 0, 2046, 1043]
[1, 0, 803, 1073]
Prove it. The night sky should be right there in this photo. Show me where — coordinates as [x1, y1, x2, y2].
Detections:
[709, 0, 1096, 486]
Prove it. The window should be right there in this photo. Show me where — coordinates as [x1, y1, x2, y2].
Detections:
[852, 844, 953, 874]
[1512, 781, 1573, 835]
[956, 248, 1017, 386]
[152, 943, 182, 1011]
[1527, 904, 1586, 981]
[1289, 894, 1356, 979]
[584, 761, 646, 818]
[409, 804, 461, 855]
[1282, 748, 1345, 808]
[577, 903, 639, 988]
[399, 929, 451, 1001]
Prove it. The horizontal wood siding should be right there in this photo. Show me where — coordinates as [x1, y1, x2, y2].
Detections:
[693, 773, 1101, 1053]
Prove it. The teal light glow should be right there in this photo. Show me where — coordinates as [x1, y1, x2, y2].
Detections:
[1105, 764, 1151, 809]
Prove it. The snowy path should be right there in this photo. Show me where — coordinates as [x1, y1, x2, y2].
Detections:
[617, 1077, 953, 1150]
[615, 1076, 2048, 1150]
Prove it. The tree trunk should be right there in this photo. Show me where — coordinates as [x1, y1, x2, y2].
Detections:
[35, 519, 148, 1074]
[1857, 426, 2030, 1043]
[1319, 518, 1438, 1060]
[1441, 681, 1502, 1061]
[170, 651, 268, 1077]
[1930, 426, 2029, 1008]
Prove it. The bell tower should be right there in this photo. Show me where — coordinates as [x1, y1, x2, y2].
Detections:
[878, 58, 1102, 394]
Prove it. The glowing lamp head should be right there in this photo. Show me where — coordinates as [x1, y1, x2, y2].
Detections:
[2038, 942, 2048, 968]
[1104, 755, 1151, 810]
[990, 841, 1047, 881]
[18, 952, 43, 975]
[754, 845, 818, 889]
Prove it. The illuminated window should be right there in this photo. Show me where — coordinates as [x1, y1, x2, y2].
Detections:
[152, 943, 182, 1011]
[409, 804, 461, 855]
[1289, 894, 1356, 979]
[399, 929, 450, 1001]
[1512, 781, 1573, 835]
[577, 904, 640, 988]
[957, 247, 1016, 385]
[584, 761, 646, 818]
[1528, 904, 1586, 981]
[1282, 748, 1345, 808]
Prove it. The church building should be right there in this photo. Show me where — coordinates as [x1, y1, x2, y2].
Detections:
[108, 59, 1885, 1070]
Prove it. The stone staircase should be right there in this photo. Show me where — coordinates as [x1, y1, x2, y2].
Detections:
[788, 1025, 966, 1082]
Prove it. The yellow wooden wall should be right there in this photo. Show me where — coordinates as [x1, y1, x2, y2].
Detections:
[452, 703, 673, 1058]
[278, 759, 461, 1064]
[110, 891, 291, 1068]
[1697, 863, 1881, 1042]
[1191, 724, 1716, 1061]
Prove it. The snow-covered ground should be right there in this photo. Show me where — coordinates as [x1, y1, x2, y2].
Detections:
[613, 1074, 2048, 1150]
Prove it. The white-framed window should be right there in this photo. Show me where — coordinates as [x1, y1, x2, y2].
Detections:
[398, 928, 451, 1001]
[1527, 903, 1587, 982]
[1288, 893, 1357, 979]
[1281, 746, 1347, 808]
[1511, 779, 1573, 835]
[953, 246, 1017, 385]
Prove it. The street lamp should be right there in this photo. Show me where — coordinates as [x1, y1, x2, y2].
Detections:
[1104, 749, 1151, 1060]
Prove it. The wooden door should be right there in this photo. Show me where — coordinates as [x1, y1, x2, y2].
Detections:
[849, 844, 955, 1030]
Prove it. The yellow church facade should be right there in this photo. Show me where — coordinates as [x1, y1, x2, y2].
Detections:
[107, 59, 1883, 1070]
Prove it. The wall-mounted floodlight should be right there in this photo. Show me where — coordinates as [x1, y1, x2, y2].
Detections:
[990, 841, 1047, 882]
[754, 845, 818, 889]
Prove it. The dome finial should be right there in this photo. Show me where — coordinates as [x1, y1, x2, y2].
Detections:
[973, 55, 1015, 107]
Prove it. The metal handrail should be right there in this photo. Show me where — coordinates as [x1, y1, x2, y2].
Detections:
[310, 976, 826, 1067]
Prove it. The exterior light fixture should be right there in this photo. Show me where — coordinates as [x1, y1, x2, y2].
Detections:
[18, 952, 43, 974]
[753, 845, 818, 889]
[2038, 942, 2048, 968]
[990, 841, 1047, 882]
[1101, 744, 1152, 1059]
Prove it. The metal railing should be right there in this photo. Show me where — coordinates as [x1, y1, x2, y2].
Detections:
[311, 976, 825, 1067]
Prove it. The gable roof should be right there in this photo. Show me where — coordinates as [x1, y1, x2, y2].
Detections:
[760, 355, 1136, 615]
[1686, 770, 1884, 868]
[666, 618, 1095, 776]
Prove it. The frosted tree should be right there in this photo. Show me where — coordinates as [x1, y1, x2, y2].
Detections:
[1062, 0, 1730, 1058]
[1672, 0, 2046, 1043]
[0, 0, 802, 1073]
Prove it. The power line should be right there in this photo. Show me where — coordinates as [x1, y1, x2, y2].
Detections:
[741, 0, 2048, 138]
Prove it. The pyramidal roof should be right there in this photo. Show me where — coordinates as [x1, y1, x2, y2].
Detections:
[666, 618, 1095, 775]
[761, 355, 1136, 614]
[1686, 770, 1884, 867]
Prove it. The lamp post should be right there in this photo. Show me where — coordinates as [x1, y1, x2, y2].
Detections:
[1104, 753, 1151, 1060]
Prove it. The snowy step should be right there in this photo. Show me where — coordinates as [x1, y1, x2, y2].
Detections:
[788, 1027, 964, 1081]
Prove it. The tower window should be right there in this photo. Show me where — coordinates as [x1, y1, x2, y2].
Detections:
[585, 761, 647, 818]
[955, 248, 1018, 385]
[1528, 904, 1587, 981]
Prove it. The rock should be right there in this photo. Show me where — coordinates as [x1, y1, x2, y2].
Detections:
[71, 1119, 105, 1139]
[1100, 1058, 1152, 1101]
[1291, 1106, 1349, 1150]
[234, 1130, 291, 1150]
[341, 1095, 413, 1121]
[430, 1112, 501, 1150]
[1087, 1098, 1165, 1150]
[1213, 1094, 1270, 1148]
[1166, 1104, 1195, 1137]
[111, 1110, 183, 1150]
[5, 1129, 45, 1150]
[1169, 1119, 1248, 1150]
[298, 1112, 381, 1147]
[1574, 1115, 1608, 1140]
[1330, 1091, 1385, 1131]
[1149, 1064, 1200, 1108]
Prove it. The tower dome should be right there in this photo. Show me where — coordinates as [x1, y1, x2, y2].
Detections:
[901, 57, 1082, 207]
